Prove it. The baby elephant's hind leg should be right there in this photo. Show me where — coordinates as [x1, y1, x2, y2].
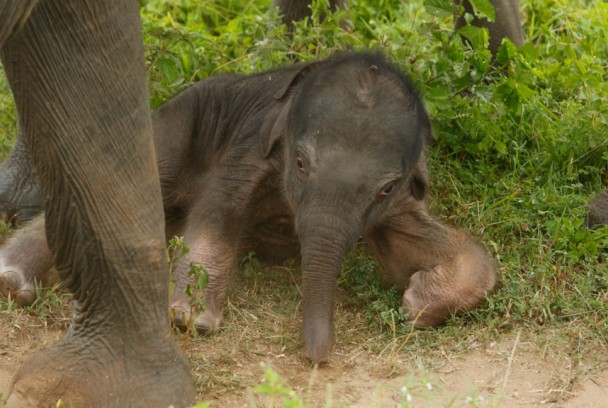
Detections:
[402, 229, 496, 327]
[0, 215, 56, 306]
[365, 203, 496, 328]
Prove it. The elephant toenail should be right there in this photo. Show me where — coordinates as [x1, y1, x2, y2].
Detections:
[1, 270, 23, 291]
[15, 289, 35, 307]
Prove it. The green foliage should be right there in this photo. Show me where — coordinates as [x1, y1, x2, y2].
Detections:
[240, 251, 263, 278]
[167, 235, 190, 269]
[185, 262, 209, 305]
[24, 282, 71, 320]
[339, 245, 410, 334]
[249, 365, 503, 407]
[167, 236, 209, 332]
[0, 67, 16, 160]
[141, 0, 289, 108]
[189, 403, 210, 408]
[7, 0, 598, 206]
[253, 365, 307, 408]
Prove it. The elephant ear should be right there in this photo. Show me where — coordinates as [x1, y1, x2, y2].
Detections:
[259, 99, 292, 158]
[409, 106, 433, 200]
[259, 61, 322, 158]
[409, 151, 429, 201]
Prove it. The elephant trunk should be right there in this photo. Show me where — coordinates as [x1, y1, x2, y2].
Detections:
[297, 210, 361, 363]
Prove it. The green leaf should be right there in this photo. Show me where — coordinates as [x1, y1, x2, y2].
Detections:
[494, 140, 507, 155]
[469, 0, 496, 21]
[197, 271, 208, 290]
[423, 0, 453, 18]
[457, 25, 489, 50]
[514, 81, 535, 100]
[496, 39, 518, 65]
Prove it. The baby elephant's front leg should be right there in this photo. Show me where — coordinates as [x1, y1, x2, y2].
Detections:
[170, 231, 235, 333]
[365, 207, 496, 328]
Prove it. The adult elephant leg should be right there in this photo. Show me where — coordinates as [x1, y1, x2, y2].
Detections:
[0, 215, 54, 306]
[274, 0, 347, 26]
[454, 0, 524, 54]
[0, 130, 43, 224]
[1, 0, 194, 406]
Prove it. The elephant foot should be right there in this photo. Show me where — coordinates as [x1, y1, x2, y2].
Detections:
[586, 189, 608, 228]
[402, 243, 496, 328]
[0, 267, 35, 306]
[6, 332, 195, 407]
[170, 296, 223, 333]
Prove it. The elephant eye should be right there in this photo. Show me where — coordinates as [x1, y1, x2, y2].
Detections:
[296, 156, 305, 171]
[294, 153, 309, 181]
[296, 154, 307, 174]
[380, 182, 395, 197]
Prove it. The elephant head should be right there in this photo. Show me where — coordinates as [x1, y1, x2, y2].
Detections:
[261, 53, 431, 363]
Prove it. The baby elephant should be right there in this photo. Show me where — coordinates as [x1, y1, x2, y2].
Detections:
[0, 52, 496, 363]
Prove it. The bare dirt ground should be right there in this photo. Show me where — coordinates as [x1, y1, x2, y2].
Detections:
[1, 269, 606, 408]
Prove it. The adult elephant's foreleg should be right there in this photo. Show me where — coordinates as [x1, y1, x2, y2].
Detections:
[274, 0, 347, 26]
[1, 0, 194, 406]
[454, 0, 524, 54]
[364, 195, 496, 328]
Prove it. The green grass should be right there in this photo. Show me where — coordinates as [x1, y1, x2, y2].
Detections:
[0, 0, 607, 406]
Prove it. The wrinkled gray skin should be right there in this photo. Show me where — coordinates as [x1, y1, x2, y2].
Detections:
[1, 52, 497, 365]
[0, 0, 194, 406]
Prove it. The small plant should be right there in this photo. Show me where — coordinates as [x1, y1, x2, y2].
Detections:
[167, 235, 190, 276]
[251, 365, 307, 408]
[240, 251, 262, 279]
[21, 282, 71, 329]
[184, 261, 209, 314]
[166, 235, 209, 337]
[396, 378, 438, 408]
[168, 403, 209, 408]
